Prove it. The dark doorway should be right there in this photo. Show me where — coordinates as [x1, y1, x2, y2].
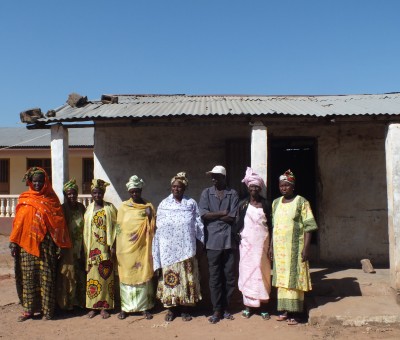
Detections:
[269, 138, 318, 247]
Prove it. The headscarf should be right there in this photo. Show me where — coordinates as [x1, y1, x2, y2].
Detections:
[170, 172, 189, 187]
[22, 167, 45, 183]
[126, 175, 145, 191]
[279, 169, 296, 185]
[241, 167, 265, 188]
[63, 178, 78, 193]
[91, 178, 110, 192]
[10, 167, 71, 256]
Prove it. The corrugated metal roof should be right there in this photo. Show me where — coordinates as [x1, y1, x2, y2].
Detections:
[0, 127, 93, 148]
[35, 93, 400, 124]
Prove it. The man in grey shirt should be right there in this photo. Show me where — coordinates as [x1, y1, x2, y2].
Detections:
[199, 165, 239, 324]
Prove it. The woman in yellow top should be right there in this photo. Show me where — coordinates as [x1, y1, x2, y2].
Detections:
[116, 175, 156, 320]
[271, 170, 318, 325]
[84, 179, 117, 319]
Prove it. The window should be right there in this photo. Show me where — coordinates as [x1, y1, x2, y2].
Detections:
[82, 158, 94, 194]
[27, 158, 52, 180]
[0, 159, 10, 194]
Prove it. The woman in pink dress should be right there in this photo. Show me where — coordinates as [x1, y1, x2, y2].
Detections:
[236, 167, 272, 320]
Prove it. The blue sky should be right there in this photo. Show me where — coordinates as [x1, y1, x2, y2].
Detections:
[0, 0, 399, 126]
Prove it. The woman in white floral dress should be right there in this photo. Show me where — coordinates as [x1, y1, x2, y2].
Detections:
[152, 172, 204, 322]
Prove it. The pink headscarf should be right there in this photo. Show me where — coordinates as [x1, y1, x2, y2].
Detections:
[241, 167, 265, 188]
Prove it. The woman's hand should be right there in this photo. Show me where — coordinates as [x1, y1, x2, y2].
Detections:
[268, 246, 273, 262]
[9, 243, 18, 258]
[301, 246, 310, 262]
[145, 207, 152, 219]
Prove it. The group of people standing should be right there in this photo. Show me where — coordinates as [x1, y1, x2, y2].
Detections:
[9, 164, 317, 326]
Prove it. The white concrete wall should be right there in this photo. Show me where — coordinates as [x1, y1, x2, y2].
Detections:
[93, 120, 389, 266]
[385, 124, 400, 289]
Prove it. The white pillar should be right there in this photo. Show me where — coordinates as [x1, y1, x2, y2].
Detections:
[385, 123, 400, 291]
[251, 121, 268, 194]
[51, 124, 69, 203]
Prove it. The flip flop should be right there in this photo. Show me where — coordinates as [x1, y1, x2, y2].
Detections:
[100, 310, 110, 319]
[208, 314, 221, 324]
[142, 311, 153, 320]
[241, 309, 251, 319]
[223, 311, 234, 320]
[261, 312, 270, 320]
[276, 314, 288, 321]
[87, 310, 98, 319]
[287, 318, 299, 325]
[17, 312, 32, 322]
[165, 310, 175, 322]
[118, 311, 127, 320]
[181, 313, 192, 321]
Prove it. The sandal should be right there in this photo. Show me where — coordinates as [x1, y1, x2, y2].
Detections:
[42, 314, 53, 321]
[287, 318, 299, 325]
[118, 311, 127, 320]
[17, 312, 32, 322]
[181, 313, 192, 321]
[87, 310, 98, 319]
[276, 313, 288, 321]
[208, 313, 221, 324]
[100, 310, 110, 319]
[142, 310, 153, 320]
[241, 309, 251, 319]
[223, 311, 234, 320]
[261, 312, 270, 320]
[165, 309, 175, 322]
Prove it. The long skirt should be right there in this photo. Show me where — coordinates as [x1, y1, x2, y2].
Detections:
[120, 281, 154, 312]
[156, 257, 202, 307]
[86, 259, 115, 310]
[56, 249, 86, 310]
[14, 234, 57, 318]
[277, 287, 304, 313]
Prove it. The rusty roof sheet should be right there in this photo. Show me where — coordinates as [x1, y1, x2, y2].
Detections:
[35, 93, 400, 124]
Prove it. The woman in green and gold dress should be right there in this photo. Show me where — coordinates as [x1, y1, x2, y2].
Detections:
[271, 170, 318, 325]
[57, 179, 86, 310]
[84, 179, 117, 319]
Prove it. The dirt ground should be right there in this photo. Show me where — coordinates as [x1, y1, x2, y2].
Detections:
[1, 235, 400, 339]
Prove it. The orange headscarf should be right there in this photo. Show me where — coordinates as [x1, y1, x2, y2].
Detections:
[10, 167, 71, 257]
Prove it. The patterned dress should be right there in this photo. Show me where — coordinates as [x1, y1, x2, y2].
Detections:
[84, 203, 117, 310]
[272, 195, 318, 312]
[57, 203, 86, 309]
[116, 199, 156, 313]
[152, 194, 204, 307]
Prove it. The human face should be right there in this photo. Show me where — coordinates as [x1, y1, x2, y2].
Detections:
[248, 184, 262, 199]
[129, 188, 142, 203]
[65, 188, 78, 206]
[211, 173, 226, 189]
[279, 180, 295, 198]
[91, 188, 105, 205]
[31, 173, 45, 192]
[171, 180, 185, 200]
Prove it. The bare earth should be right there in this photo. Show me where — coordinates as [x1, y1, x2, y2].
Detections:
[1, 235, 400, 340]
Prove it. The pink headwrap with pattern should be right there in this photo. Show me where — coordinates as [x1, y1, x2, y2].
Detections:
[241, 167, 265, 188]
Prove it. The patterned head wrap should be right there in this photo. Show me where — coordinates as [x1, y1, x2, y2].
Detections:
[279, 169, 296, 185]
[22, 167, 46, 182]
[241, 167, 265, 188]
[126, 175, 145, 191]
[63, 178, 78, 193]
[170, 172, 189, 187]
[91, 178, 110, 192]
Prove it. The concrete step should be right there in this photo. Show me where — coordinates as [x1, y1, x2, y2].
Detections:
[308, 296, 400, 327]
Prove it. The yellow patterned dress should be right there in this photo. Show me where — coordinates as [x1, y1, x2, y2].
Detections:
[272, 195, 317, 312]
[84, 202, 117, 310]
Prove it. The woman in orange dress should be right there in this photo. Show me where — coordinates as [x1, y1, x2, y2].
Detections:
[9, 167, 71, 321]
